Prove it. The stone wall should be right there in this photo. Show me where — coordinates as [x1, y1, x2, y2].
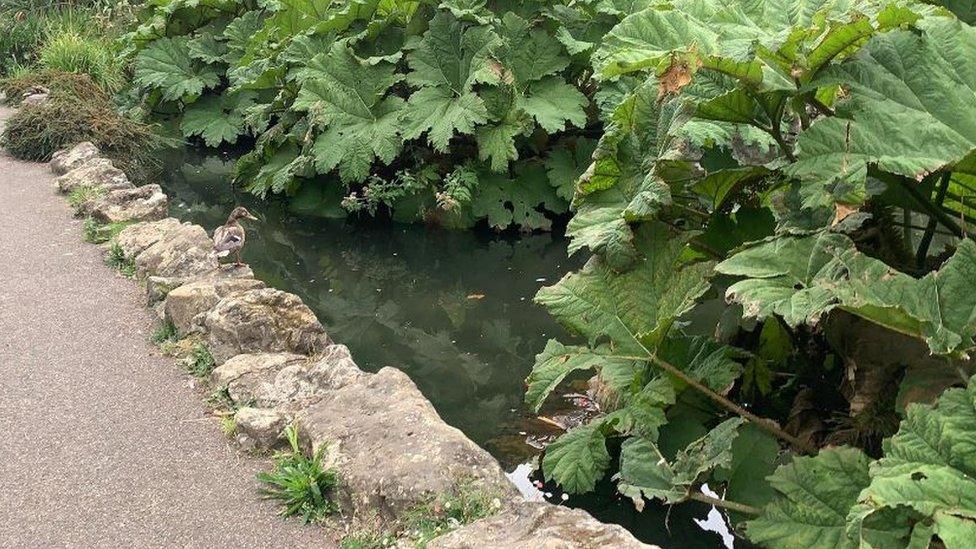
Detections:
[47, 142, 655, 548]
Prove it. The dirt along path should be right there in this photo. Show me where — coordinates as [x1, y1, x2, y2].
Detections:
[0, 107, 329, 548]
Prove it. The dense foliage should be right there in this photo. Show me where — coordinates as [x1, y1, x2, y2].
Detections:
[520, 0, 976, 546]
[124, 0, 647, 229]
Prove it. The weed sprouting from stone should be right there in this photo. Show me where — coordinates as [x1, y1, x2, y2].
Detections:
[104, 241, 135, 277]
[183, 344, 215, 378]
[398, 483, 501, 547]
[220, 415, 237, 438]
[257, 425, 340, 524]
[83, 217, 130, 244]
[338, 531, 395, 549]
[339, 481, 503, 548]
[203, 387, 235, 412]
[66, 184, 104, 211]
[151, 320, 178, 345]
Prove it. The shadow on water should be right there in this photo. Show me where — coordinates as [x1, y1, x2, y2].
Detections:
[161, 149, 742, 548]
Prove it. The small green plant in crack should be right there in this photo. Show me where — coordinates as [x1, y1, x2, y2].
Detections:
[66, 185, 104, 211]
[339, 531, 396, 549]
[151, 320, 178, 345]
[83, 217, 131, 244]
[398, 483, 501, 547]
[220, 415, 237, 438]
[183, 344, 215, 378]
[203, 387, 236, 412]
[104, 241, 135, 277]
[258, 425, 339, 524]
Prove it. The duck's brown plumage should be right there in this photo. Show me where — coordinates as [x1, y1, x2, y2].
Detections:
[213, 206, 257, 265]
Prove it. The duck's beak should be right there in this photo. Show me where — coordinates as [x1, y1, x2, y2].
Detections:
[245, 212, 259, 221]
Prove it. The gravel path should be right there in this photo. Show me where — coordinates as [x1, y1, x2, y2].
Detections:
[0, 107, 329, 548]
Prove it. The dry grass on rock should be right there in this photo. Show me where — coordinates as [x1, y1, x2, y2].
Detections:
[0, 70, 166, 181]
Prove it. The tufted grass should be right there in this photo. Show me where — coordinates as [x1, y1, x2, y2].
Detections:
[183, 344, 215, 378]
[104, 241, 135, 277]
[257, 425, 340, 524]
[82, 217, 130, 244]
[151, 320, 178, 345]
[37, 29, 122, 92]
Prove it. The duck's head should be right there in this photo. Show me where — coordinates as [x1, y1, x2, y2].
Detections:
[228, 206, 258, 223]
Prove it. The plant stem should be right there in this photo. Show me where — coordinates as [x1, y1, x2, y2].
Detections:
[689, 491, 761, 516]
[806, 97, 835, 118]
[769, 97, 795, 161]
[917, 172, 952, 268]
[897, 174, 964, 239]
[615, 353, 818, 454]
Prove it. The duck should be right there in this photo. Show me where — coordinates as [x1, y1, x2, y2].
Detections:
[213, 206, 258, 266]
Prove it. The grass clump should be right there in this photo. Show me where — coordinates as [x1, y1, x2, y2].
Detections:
[203, 387, 235, 411]
[220, 415, 237, 438]
[104, 241, 135, 277]
[83, 217, 130, 244]
[37, 29, 122, 92]
[151, 320, 178, 345]
[258, 425, 340, 524]
[184, 343, 215, 378]
[66, 184, 104, 211]
[0, 70, 164, 180]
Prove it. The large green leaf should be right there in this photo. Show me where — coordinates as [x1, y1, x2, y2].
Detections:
[789, 18, 976, 201]
[402, 12, 498, 150]
[749, 375, 976, 548]
[717, 232, 976, 356]
[470, 163, 565, 231]
[567, 82, 691, 270]
[594, 0, 921, 86]
[295, 44, 404, 182]
[525, 339, 640, 413]
[537, 222, 712, 354]
[541, 421, 612, 493]
[618, 418, 745, 507]
[133, 36, 220, 101]
[180, 91, 258, 146]
[848, 375, 976, 547]
[746, 446, 872, 549]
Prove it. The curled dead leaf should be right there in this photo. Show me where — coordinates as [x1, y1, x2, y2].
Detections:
[832, 203, 858, 226]
[658, 54, 697, 99]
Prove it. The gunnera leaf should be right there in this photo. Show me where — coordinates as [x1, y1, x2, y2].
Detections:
[133, 36, 220, 101]
[746, 446, 872, 549]
[788, 18, 976, 205]
[295, 43, 404, 183]
[717, 232, 976, 356]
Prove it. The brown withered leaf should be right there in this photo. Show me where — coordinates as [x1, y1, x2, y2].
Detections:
[488, 59, 514, 85]
[832, 203, 858, 226]
[658, 59, 694, 99]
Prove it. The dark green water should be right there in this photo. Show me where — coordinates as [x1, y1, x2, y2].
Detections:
[160, 149, 739, 548]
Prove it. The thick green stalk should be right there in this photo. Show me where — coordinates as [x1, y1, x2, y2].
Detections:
[689, 491, 761, 516]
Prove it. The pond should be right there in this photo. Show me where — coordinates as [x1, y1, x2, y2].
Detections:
[160, 148, 743, 548]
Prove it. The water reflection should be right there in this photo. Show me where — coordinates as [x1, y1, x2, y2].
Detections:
[163, 152, 577, 454]
[161, 151, 740, 548]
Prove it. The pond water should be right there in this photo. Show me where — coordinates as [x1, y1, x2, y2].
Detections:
[160, 149, 742, 548]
